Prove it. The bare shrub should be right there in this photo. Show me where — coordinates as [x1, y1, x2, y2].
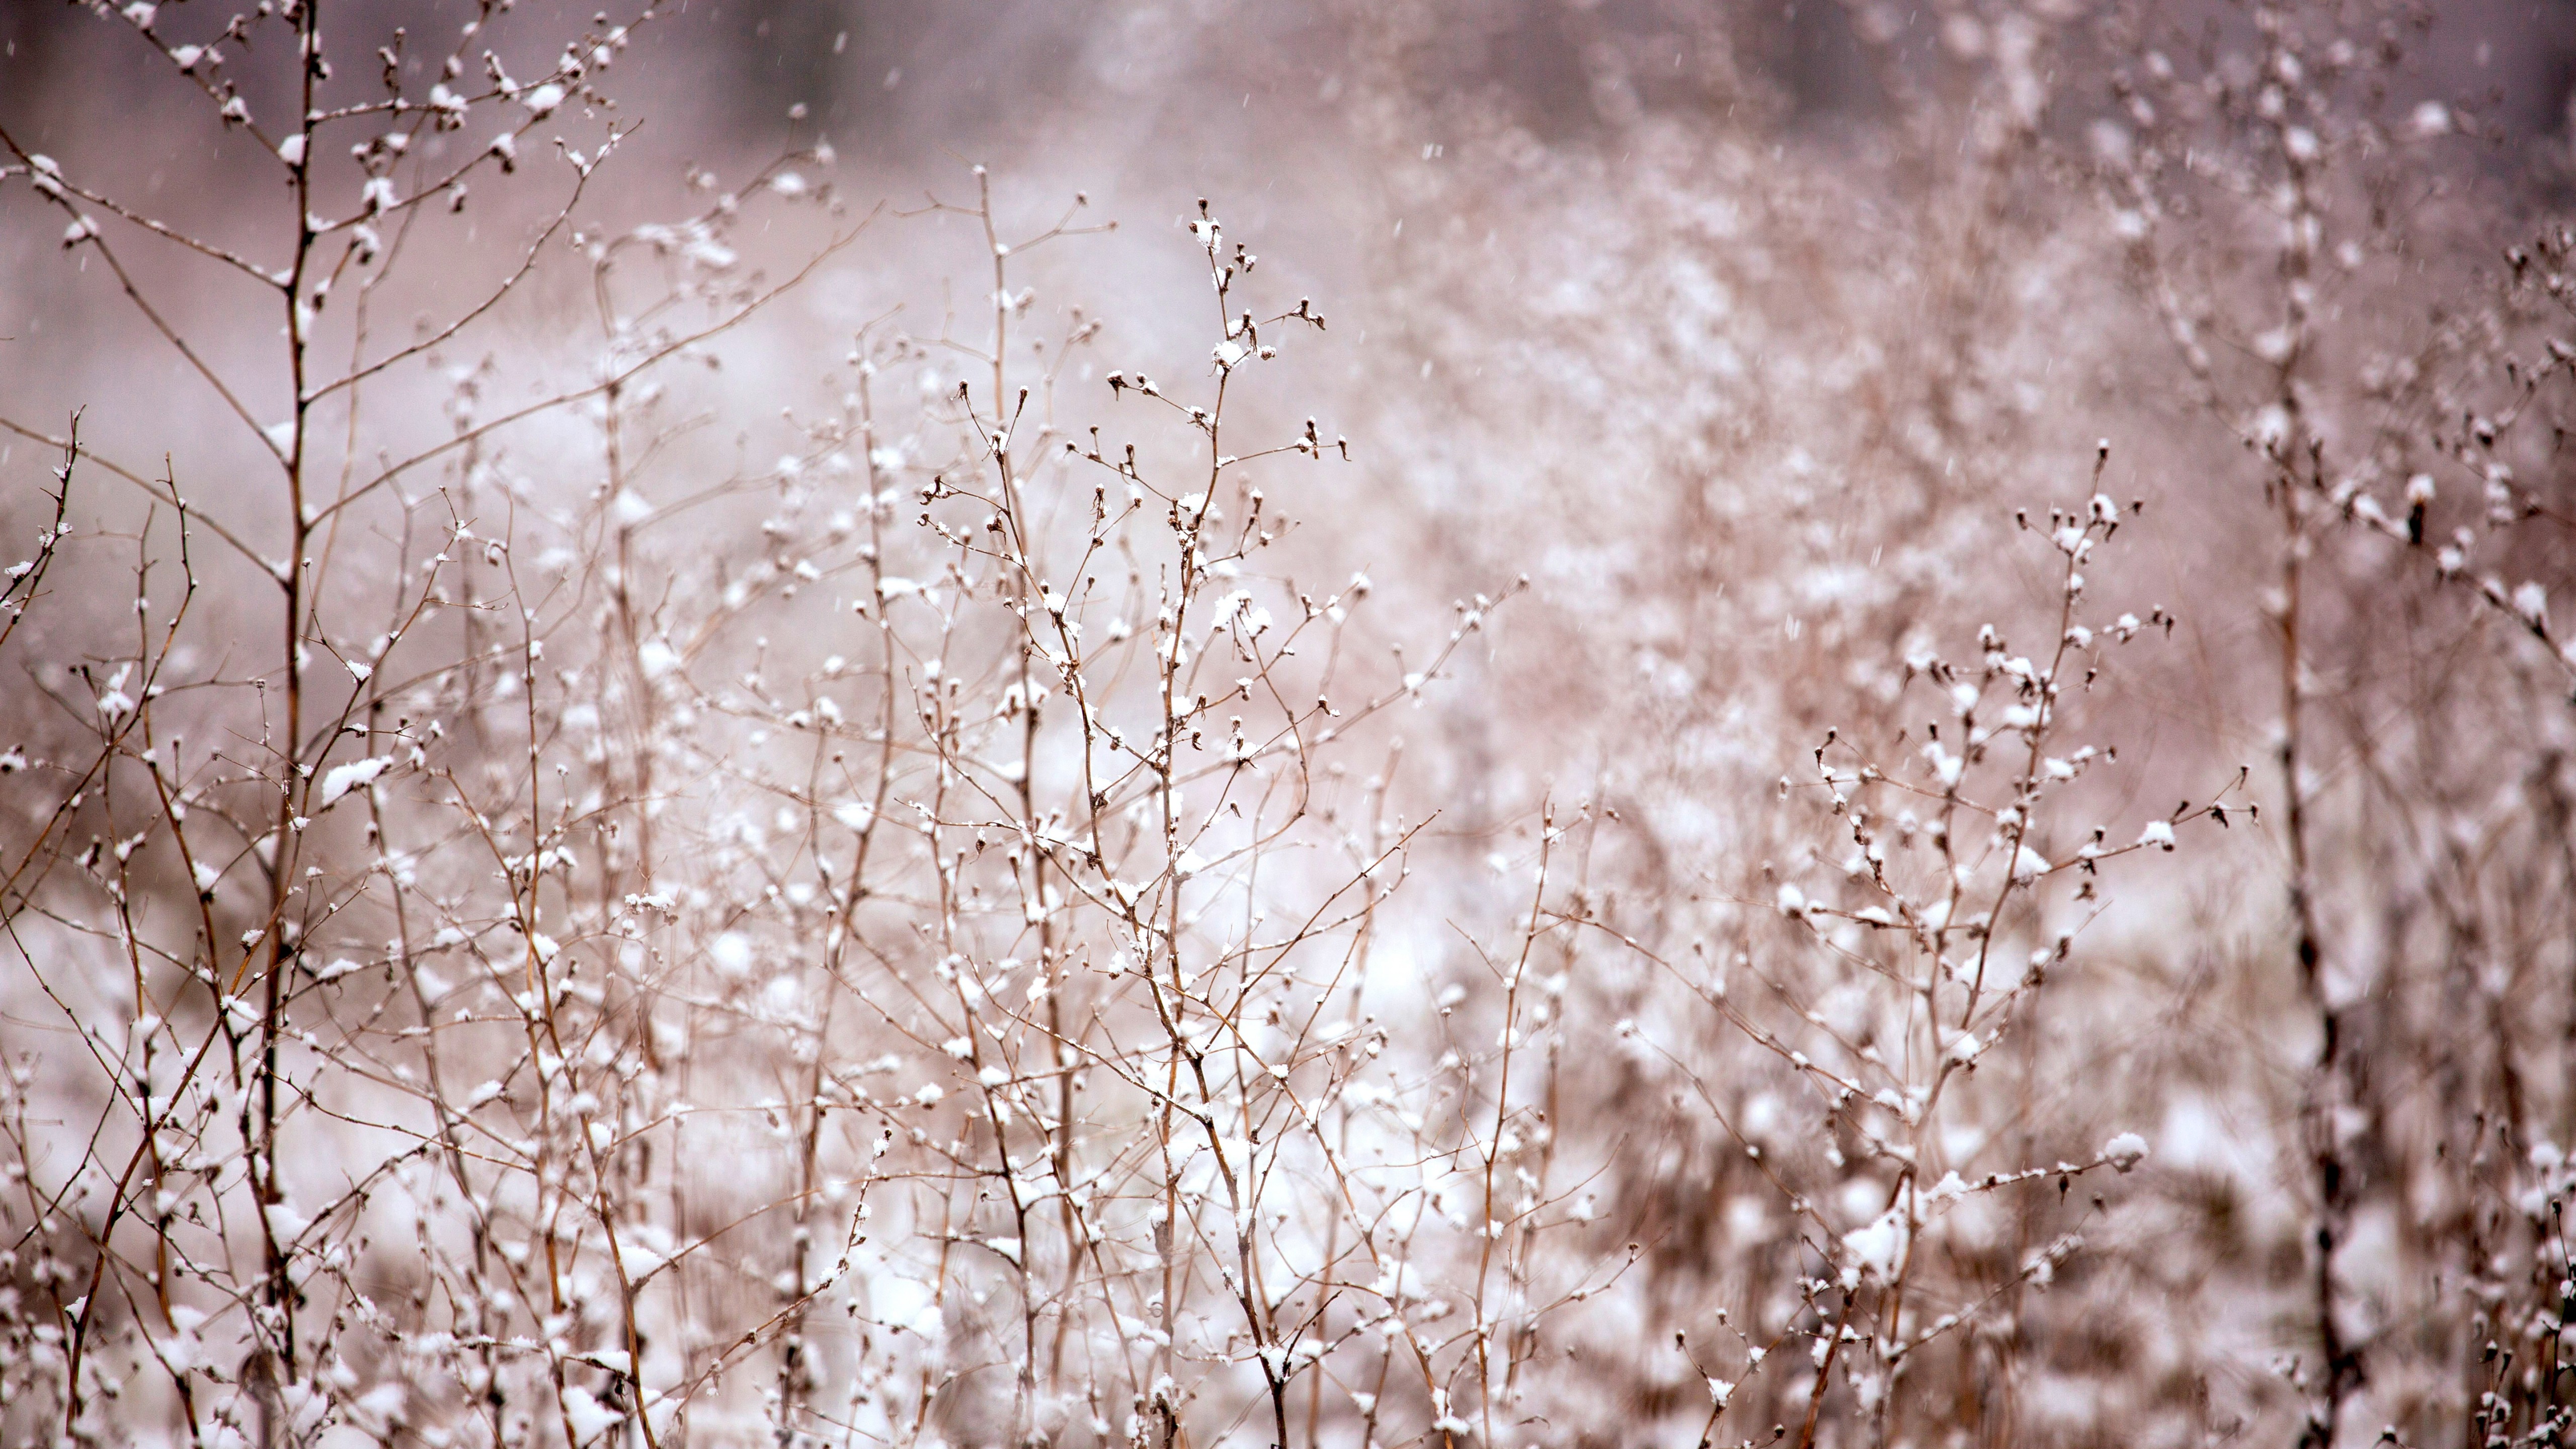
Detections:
[2, 3, 2573, 1448]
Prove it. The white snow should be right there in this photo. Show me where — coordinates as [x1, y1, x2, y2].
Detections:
[559, 1386, 624, 1442]
[317, 756, 389, 809]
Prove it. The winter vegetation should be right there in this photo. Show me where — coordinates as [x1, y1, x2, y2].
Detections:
[0, 1, 2572, 1446]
